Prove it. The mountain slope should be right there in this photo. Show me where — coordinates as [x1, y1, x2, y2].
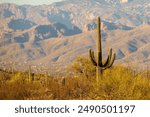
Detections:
[0, 25, 150, 72]
[0, 0, 150, 71]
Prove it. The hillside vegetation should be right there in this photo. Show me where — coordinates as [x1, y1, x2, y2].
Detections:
[0, 57, 150, 100]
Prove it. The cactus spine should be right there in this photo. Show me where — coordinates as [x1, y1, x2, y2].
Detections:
[89, 17, 116, 84]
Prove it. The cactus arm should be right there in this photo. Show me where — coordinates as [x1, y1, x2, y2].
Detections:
[102, 53, 116, 70]
[102, 48, 112, 67]
[89, 49, 97, 66]
[108, 48, 113, 60]
[108, 53, 116, 67]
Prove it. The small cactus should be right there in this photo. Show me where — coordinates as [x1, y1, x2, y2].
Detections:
[28, 65, 31, 82]
[28, 65, 35, 82]
[89, 17, 116, 84]
[61, 77, 66, 86]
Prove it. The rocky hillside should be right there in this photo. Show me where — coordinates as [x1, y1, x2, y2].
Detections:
[0, 0, 150, 71]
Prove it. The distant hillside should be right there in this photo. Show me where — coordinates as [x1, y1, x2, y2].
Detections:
[0, 0, 150, 71]
[0, 25, 150, 72]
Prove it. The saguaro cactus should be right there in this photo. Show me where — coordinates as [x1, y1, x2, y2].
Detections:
[89, 17, 116, 84]
[28, 65, 35, 82]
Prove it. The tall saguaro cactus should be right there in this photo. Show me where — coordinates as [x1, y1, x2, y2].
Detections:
[89, 17, 116, 84]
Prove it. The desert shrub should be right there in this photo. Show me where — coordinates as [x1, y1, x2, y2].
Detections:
[0, 72, 44, 100]
[0, 82, 29, 100]
[68, 56, 95, 79]
[37, 77, 92, 100]
[89, 66, 150, 100]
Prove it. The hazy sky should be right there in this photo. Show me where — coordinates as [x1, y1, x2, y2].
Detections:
[0, 0, 64, 5]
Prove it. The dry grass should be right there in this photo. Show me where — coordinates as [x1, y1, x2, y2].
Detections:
[0, 57, 150, 100]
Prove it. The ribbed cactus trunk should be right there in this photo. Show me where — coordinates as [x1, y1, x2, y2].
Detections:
[96, 17, 102, 82]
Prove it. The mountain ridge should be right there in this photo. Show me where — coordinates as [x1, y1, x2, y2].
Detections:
[0, 0, 150, 71]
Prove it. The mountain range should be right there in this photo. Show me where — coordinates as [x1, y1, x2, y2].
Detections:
[0, 0, 150, 72]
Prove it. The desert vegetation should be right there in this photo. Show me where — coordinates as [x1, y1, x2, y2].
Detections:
[0, 57, 150, 100]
